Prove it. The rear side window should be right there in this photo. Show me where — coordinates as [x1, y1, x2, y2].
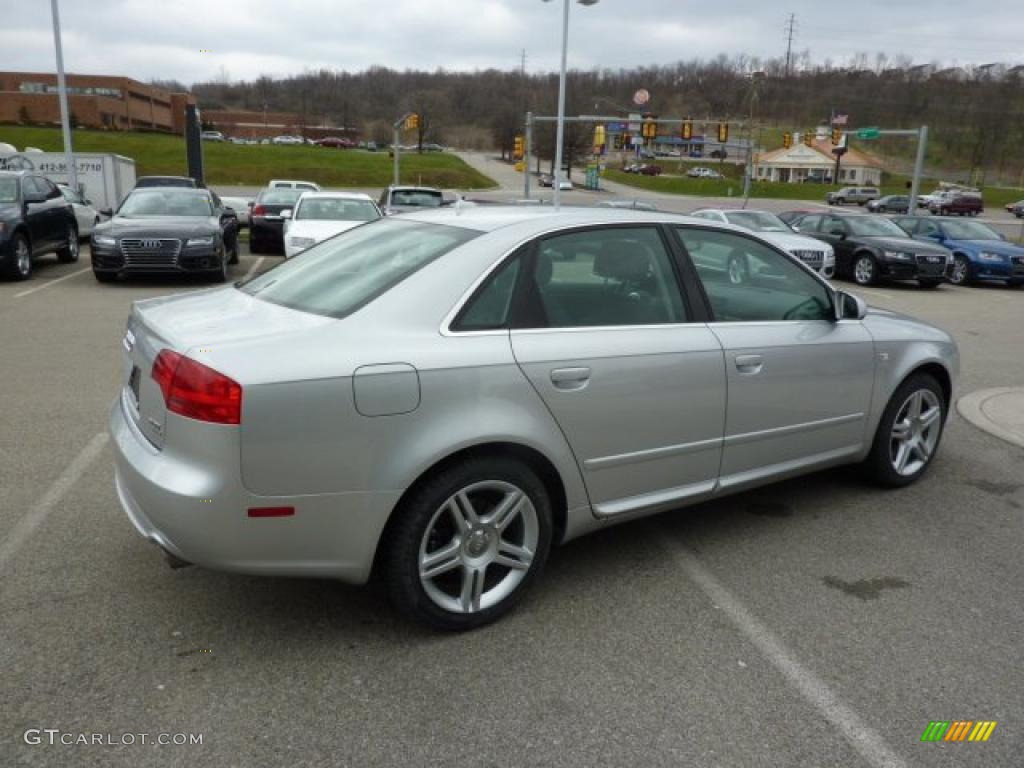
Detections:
[240, 219, 479, 318]
[453, 255, 522, 331]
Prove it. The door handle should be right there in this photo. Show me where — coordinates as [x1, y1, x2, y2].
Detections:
[550, 367, 591, 390]
[734, 354, 763, 374]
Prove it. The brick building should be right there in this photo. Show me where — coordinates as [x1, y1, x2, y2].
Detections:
[0, 71, 195, 133]
[203, 109, 358, 141]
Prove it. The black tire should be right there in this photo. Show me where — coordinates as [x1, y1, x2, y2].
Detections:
[863, 373, 946, 488]
[210, 251, 230, 283]
[853, 253, 877, 286]
[877, 206, 886, 213]
[56, 223, 79, 263]
[227, 234, 240, 265]
[949, 254, 972, 286]
[834, 198, 845, 206]
[93, 270, 116, 283]
[4, 232, 32, 280]
[384, 456, 553, 631]
[918, 279, 943, 289]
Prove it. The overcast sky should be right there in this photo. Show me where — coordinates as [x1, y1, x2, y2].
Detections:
[3, 1, 1020, 85]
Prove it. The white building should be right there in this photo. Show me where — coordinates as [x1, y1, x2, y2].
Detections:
[753, 139, 883, 185]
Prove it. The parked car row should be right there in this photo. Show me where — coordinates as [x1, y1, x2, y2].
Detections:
[622, 163, 663, 176]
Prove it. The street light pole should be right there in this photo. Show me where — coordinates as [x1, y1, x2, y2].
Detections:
[49, 0, 78, 192]
[545, 0, 598, 210]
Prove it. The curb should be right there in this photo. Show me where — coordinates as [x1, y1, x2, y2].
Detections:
[956, 387, 1024, 449]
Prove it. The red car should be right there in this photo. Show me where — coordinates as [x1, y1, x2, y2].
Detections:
[315, 137, 354, 149]
[639, 164, 663, 176]
[929, 195, 983, 216]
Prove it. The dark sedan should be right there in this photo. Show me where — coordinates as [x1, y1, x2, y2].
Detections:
[791, 211, 951, 287]
[249, 187, 304, 253]
[866, 195, 910, 214]
[0, 170, 79, 280]
[90, 188, 239, 283]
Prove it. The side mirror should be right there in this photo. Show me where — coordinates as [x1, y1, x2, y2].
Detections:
[280, 209, 292, 219]
[837, 290, 868, 321]
[101, 208, 114, 218]
[830, 228, 846, 239]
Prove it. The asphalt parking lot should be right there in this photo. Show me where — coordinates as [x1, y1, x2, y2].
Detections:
[2, 242, 1022, 768]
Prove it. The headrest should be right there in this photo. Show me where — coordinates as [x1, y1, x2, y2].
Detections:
[593, 240, 652, 282]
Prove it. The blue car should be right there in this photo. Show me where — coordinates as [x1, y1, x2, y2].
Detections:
[890, 216, 1024, 287]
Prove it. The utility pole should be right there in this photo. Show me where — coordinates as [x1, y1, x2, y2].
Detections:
[784, 13, 796, 78]
[520, 49, 527, 76]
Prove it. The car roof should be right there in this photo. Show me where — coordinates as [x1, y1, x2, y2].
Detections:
[694, 208, 779, 215]
[397, 205, 713, 234]
[388, 185, 442, 192]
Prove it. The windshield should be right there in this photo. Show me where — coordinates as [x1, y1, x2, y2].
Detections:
[295, 197, 380, 222]
[0, 178, 18, 203]
[259, 189, 303, 205]
[118, 190, 213, 217]
[941, 220, 1000, 240]
[239, 219, 479, 318]
[724, 211, 789, 232]
[391, 189, 443, 207]
[845, 217, 908, 238]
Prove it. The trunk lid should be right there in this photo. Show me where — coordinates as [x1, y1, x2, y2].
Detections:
[122, 286, 334, 448]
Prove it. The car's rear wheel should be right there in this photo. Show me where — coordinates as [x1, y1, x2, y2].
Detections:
[853, 254, 877, 285]
[864, 373, 946, 488]
[834, 198, 845, 205]
[56, 224, 79, 263]
[384, 457, 553, 631]
[949, 254, 972, 285]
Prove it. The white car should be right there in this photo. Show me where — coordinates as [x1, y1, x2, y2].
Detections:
[57, 183, 103, 238]
[687, 167, 723, 179]
[269, 179, 321, 192]
[690, 208, 836, 278]
[271, 135, 304, 146]
[282, 191, 382, 258]
[219, 196, 252, 228]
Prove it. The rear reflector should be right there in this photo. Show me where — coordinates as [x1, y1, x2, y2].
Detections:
[152, 350, 243, 425]
[247, 507, 295, 518]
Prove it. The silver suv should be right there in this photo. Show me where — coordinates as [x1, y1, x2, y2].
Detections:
[827, 187, 880, 206]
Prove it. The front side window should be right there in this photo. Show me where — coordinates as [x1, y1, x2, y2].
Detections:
[795, 214, 822, 232]
[515, 227, 686, 329]
[724, 211, 790, 233]
[675, 228, 833, 323]
[240, 219, 478, 318]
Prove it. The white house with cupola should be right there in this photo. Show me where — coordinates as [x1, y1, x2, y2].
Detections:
[753, 139, 884, 185]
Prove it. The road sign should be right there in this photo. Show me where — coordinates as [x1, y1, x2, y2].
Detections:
[633, 88, 650, 106]
[856, 127, 881, 140]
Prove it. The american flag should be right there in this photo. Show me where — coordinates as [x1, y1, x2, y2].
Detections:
[832, 113, 849, 126]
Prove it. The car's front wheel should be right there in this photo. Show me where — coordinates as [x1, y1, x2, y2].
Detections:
[949, 254, 972, 285]
[864, 373, 946, 488]
[384, 457, 553, 631]
[853, 254, 877, 285]
[5, 232, 32, 280]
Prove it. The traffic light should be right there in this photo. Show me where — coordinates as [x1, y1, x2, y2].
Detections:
[717, 122, 729, 144]
[803, 131, 814, 146]
[594, 124, 606, 146]
[783, 133, 792, 149]
[682, 120, 693, 141]
[404, 113, 419, 131]
[831, 127, 842, 145]
[513, 135, 524, 158]
[642, 120, 657, 140]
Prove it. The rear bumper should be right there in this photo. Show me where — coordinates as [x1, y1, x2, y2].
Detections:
[109, 393, 398, 583]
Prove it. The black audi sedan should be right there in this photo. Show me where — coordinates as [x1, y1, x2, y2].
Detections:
[90, 188, 239, 283]
[790, 211, 952, 288]
[0, 170, 80, 280]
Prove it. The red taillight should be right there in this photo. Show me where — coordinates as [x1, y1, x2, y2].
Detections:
[151, 350, 242, 425]
[251, 204, 266, 216]
[248, 507, 295, 518]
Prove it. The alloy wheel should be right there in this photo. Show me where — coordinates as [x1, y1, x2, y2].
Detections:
[418, 480, 539, 614]
[950, 256, 969, 285]
[889, 389, 942, 477]
[854, 256, 875, 285]
[67, 231, 79, 260]
[16, 238, 31, 276]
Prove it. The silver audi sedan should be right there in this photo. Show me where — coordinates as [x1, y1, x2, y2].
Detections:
[111, 207, 958, 630]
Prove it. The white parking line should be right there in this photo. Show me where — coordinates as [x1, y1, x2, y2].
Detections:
[14, 267, 91, 298]
[0, 433, 109, 575]
[665, 543, 908, 768]
[242, 256, 266, 282]
[854, 288, 893, 300]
